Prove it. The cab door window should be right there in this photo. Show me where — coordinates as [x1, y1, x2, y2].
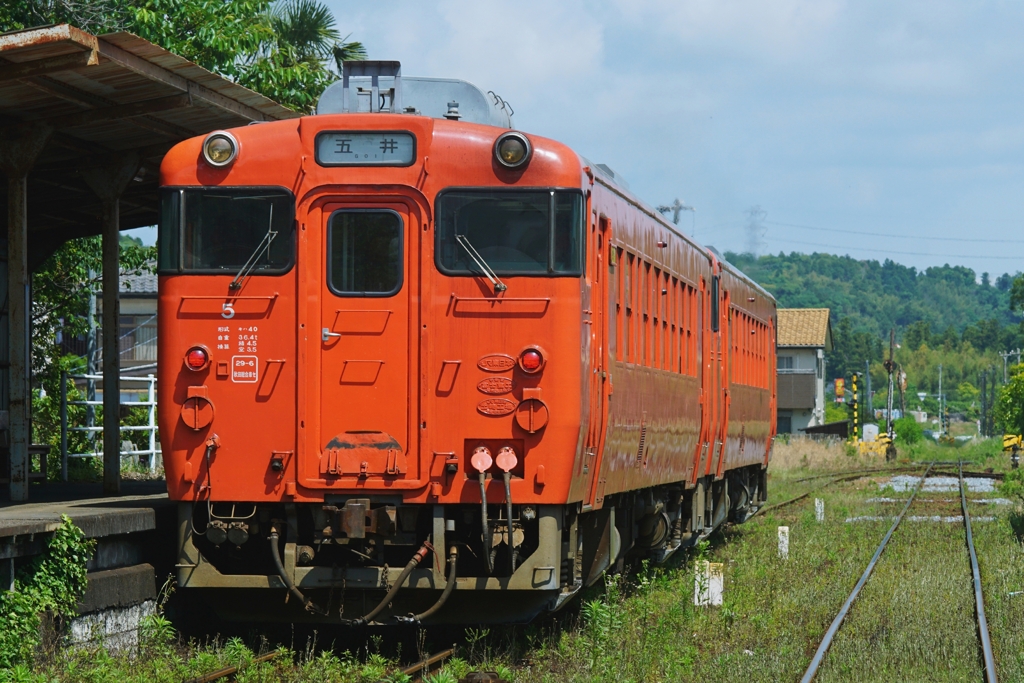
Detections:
[327, 210, 403, 297]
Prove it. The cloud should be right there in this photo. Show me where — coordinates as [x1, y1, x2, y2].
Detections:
[609, 0, 846, 61]
[326, 0, 1024, 273]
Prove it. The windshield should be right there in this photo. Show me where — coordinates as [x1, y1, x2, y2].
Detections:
[158, 188, 295, 274]
[435, 189, 583, 276]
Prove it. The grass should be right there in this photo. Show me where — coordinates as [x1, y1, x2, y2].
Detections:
[499, 436, 1017, 682]
[15, 435, 1024, 682]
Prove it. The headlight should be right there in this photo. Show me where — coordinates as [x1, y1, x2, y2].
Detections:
[494, 131, 531, 169]
[202, 131, 238, 167]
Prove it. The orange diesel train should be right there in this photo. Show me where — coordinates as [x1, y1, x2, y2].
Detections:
[159, 63, 776, 624]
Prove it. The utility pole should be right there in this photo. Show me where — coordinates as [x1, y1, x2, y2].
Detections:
[865, 360, 873, 416]
[851, 373, 859, 442]
[990, 367, 997, 436]
[657, 199, 696, 235]
[897, 365, 906, 417]
[938, 363, 944, 436]
[1001, 348, 1022, 382]
[980, 370, 987, 437]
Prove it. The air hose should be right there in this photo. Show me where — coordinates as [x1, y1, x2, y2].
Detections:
[355, 540, 431, 625]
[408, 545, 459, 623]
[502, 471, 516, 574]
[268, 527, 324, 614]
[478, 471, 494, 574]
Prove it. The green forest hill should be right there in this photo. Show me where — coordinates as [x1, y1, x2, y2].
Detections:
[725, 251, 1024, 424]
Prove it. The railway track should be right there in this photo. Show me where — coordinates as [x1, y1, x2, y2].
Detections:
[753, 461, 1001, 521]
[798, 461, 998, 683]
[794, 462, 995, 679]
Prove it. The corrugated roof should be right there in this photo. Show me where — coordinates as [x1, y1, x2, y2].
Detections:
[777, 308, 833, 349]
[0, 24, 299, 271]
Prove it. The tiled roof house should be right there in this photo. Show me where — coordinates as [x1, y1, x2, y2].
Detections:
[776, 308, 833, 434]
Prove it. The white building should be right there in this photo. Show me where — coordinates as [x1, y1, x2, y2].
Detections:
[776, 308, 833, 434]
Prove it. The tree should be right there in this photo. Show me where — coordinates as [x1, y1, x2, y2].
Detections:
[995, 365, 1024, 437]
[1011, 274, 1024, 317]
[2, 0, 365, 113]
[904, 320, 932, 351]
[236, 0, 366, 112]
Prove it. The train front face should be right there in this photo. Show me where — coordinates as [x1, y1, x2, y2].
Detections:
[158, 114, 589, 623]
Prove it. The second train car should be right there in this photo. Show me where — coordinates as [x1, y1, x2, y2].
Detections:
[158, 62, 777, 624]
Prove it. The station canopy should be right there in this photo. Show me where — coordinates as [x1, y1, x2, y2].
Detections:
[0, 24, 299, 269]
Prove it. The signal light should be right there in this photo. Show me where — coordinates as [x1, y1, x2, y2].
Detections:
[185, 346, 209, 371]
[520, 348, 543, 373]
[494, 132, 532, 169]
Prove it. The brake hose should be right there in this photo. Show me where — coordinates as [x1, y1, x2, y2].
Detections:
[268, 526, 324, 614]
[502, 471, 516, 574]
[355, 540, 431, 625]
[410, 546, 459, 623]
[478, 471, 494, 574]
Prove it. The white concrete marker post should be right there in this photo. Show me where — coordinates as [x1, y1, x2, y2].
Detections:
[815, 498, 825, 523]
[694, 560, 724, 606]
[778, 526, 790, 559]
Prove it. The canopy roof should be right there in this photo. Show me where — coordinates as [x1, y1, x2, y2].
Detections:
[0, 24, 299, 269]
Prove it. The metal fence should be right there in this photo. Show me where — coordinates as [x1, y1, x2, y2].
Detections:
[59, 371, 160, 479]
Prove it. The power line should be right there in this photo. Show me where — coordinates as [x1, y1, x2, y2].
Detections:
[765, 219, 1024, 244]
[766, 236, 1024, 261]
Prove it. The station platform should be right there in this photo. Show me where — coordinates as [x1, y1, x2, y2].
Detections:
[0, 480, 169, 539]
[0, 481, 177, 650]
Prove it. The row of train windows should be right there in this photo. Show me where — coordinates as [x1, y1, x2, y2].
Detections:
[613, 248, 700, 376]
[730, 309, 771, 389]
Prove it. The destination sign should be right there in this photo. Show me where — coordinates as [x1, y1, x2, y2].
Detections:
[316, 131, 415, 166]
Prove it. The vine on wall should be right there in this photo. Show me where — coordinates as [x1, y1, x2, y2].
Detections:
[0, 515, 95, 668]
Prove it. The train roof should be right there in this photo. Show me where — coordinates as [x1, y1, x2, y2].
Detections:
[317, 61, 514, 128]
[582, 156, 776, 306]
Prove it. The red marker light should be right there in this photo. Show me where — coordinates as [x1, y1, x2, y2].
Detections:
[520, 349, 543, 373]
[185, 346, 209, 371]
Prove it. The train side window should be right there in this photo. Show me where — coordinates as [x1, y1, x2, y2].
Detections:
[615, 247, 624, 361]
[711, 276, 720, 333]
[624, 253, 633, 362]
[327, 210, 403, 296]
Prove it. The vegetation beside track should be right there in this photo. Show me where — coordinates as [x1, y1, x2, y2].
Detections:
[12, 436, 1024, 682]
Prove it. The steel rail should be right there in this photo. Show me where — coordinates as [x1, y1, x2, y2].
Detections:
[960, 460, 998, 683]
[748, 472, 879, 522]
[799, 461, 935, 683]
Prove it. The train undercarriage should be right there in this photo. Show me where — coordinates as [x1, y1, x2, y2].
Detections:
[176, 464, 767, 624]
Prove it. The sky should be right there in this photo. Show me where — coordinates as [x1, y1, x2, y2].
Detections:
[314, 0, 1024, 279]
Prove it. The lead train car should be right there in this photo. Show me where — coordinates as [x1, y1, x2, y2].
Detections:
[158, 69, 776, 624]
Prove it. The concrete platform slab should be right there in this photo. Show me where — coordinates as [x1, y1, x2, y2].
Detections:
[0, 481, 170, 540]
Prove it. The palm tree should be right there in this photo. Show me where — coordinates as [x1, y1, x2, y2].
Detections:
[268, 0, 366, 72]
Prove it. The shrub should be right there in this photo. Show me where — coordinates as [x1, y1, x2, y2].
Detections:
[894, 416, 923, 445]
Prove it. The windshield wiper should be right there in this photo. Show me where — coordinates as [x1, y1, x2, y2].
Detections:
[229, 205, 278, 291]
[455, 234, 507, 293]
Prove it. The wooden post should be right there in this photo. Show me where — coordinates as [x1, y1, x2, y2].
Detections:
[0, 123, 52, 501]
[101, 197, 120, 493]
[82, 152, 141, 495]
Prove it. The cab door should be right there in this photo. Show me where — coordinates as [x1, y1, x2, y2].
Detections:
[316, 202, 416, 482]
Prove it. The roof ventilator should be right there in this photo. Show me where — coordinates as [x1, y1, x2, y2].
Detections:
[340, 60, 402, 113]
